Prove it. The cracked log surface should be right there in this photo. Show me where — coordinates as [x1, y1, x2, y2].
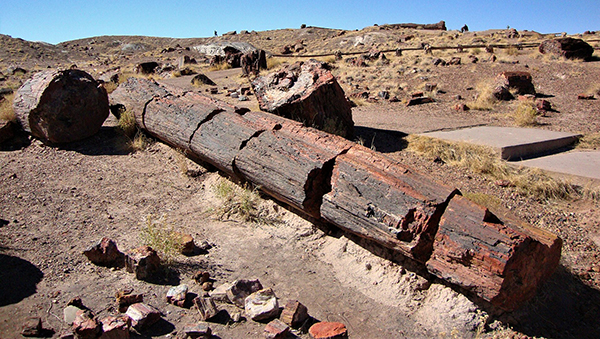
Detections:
[109, 77, 562, 311]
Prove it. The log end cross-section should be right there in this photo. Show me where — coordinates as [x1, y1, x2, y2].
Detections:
[426, 195, 561, 311]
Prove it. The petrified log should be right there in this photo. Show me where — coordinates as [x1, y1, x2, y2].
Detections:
[13, 69, 109, 144]
[109, 78, 561, 311]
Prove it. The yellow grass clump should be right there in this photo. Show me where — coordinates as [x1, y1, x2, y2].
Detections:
[510, 101, 538, 127]
[0, 93, 17, 122]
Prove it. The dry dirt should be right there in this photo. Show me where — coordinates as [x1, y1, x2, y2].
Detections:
[1, 26, 600, 339]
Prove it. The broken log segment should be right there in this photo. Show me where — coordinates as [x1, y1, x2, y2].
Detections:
[109, 78, 561, 311]
[13, 69, 109, 144]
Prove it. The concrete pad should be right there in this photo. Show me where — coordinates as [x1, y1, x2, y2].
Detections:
[420, 126, 580, 160]
[515, 151, 600, 184]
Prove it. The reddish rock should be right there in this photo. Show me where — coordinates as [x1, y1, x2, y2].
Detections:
[177, 233, 196, 255]
[264, 319, 290, 339]
[411, 91, 424, 98]
[539, 38, 594, 60]
[468, 55, 479, 63]
[13, 69, 109, 144]
[309, 322, 348, 339]
[193, 297, 219, 321]
[73, 310, 101, 339]
[496, 71, 535, 96]
[125, 246, 161, 280]
[492, 85, 513, 101]
[83, 238, 125, 267]
[252, 59, 354, 138]
[21, 317, 43, 337]
[191, 74, 216, 86]
[517, 94, 535, 101]
[536, 99, 552, 112]
[280, 300, 309, 328]
[226, 279, 263, 308]
[125, 303, 161, 330]
[192, 270, 211, 283]
[345, 56, 368, 67]
[506, 28, 519, 39]
[99, 315, 130, 339]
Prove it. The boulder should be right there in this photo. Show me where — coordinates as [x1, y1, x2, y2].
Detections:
[539, 38, 594, 60]
[13, 69, 109, 144]
[182, 323, 211, 339]
[99, 315, 130, 339]
[496, 71, 536, 96]
[135, 62, 159, 74]
[21, 317, 43, 337]
[73, 310, 101, 339]
[166, 284, 188, 307]
[193, 297, 219, 321]
[116, 291, 144, 313]
[241, 49, 267, 76]
[264, 319, 290, 339]
[191, 74, 217, 86]
[252, 59, 354, 138]
[83, 238, 125, 267]
[506, 28, 519, 38]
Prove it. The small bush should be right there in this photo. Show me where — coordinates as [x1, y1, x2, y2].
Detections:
[511, 101, 538, 126]
[140, 214, 184, 265]
[208, 62, 232, 72]
[213, 179, 265, 223]
[267, 57, 283, 70]
[131, 131, 149, 152]
[504, 46, 519, 56]
[0, 94, 16, 122]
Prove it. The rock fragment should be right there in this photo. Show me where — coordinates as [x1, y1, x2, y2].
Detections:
[116, 291, 144, 313]
[244, 288, 279, 322]
[166, 284, 189, 307]
[226, 279, 263, 308]
[73, 310, 101, 339]
[193, 297, 219, 321]
[124, 246, 161, 281]
[264, 319, 290, 339]
[21, 317, 43, 337]
[125, 303, 161, 330]
[280, 300, 309, 328]
[99, 315, 130, 339]
[83, 238, 125, 267]
[308, 322, 348, 339]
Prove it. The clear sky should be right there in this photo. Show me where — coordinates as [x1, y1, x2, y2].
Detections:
[1, 0, 598, 44]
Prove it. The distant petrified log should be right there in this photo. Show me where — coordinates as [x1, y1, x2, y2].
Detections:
[241, 49, 267, 76]
[496, 71, 535, 96]
[539, 38, 594, 60]
[382, 20, 447, 31]
[252, 60, 354, 139]
[109, 78, 562, 311]
[13, 69, 109, 144]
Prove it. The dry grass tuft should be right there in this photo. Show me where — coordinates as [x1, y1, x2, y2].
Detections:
[576, 132, 600, 150]
[117, 109, 137, 138]
[131, 131, 150, 152]
[209, 62, 232, 72]
[462, 191, 502, 211]
[140, 214, 184, 265]
[468, 81, 498, 111]
[510, 101, 538, 126]
[213, 179, 265, 223]
[406, 135, 580, 201]
[0, 93, 16, 122]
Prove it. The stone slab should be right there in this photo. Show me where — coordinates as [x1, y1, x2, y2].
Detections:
[516, 151, 600, 184]
[420, 126, 580, 160]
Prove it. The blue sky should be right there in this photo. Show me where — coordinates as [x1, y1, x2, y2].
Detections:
[1, 0, 598, 44]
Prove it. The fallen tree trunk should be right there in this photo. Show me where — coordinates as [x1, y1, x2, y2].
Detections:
[13, 69, 109, 144]
[109, 78, 561, 311]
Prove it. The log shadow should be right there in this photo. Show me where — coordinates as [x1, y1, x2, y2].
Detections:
[58, 126, 134, 156]
[496, 265, 600, 338]
[0, 253, 44, 306]
[353, 126, 408, 153]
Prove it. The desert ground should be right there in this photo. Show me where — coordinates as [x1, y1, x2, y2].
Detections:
[1, 24, 600, 338]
